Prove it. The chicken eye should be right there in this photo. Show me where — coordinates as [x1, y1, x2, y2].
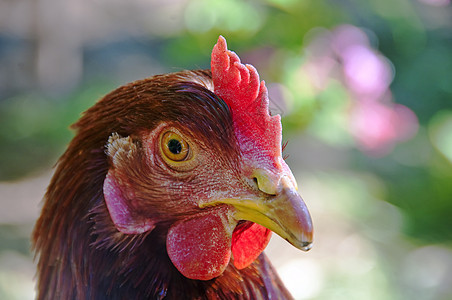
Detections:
[161, 132, 190, 162]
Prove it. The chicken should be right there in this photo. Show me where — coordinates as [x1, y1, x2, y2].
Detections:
[32, 36, 313, 299]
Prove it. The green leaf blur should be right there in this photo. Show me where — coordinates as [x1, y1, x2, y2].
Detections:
[1, 0, 451, 299]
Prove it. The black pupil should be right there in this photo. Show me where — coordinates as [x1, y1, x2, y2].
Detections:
[168, 139, 182, 154]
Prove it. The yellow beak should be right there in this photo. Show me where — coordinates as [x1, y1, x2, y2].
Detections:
[209, 170, 313, 251]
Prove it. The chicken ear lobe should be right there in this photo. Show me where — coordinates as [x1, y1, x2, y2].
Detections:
[103, 172, 155, 234]
[103, 133, 156, 234]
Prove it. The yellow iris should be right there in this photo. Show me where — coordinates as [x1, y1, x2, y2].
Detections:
[161, 131, 190, 162]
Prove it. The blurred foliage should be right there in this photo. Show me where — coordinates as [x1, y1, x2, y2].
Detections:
[0, 83, 115, 179]
[1, 1, 452, 298]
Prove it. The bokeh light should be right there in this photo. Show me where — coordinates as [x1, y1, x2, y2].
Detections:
[1, 0, 451, 299]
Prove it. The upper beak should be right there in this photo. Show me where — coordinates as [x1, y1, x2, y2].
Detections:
[211, 170, 313, 251]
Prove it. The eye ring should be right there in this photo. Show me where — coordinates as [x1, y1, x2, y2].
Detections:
[161, 131, 190, 162]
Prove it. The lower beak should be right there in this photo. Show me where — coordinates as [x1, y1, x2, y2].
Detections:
[216, 176, 313, 251]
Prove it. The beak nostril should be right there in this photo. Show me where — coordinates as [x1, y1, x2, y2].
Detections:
[251, 170, 280, 195]
[253, 177, 258, 186]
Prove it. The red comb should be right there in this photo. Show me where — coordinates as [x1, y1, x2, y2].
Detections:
[211, 36, 282, 161]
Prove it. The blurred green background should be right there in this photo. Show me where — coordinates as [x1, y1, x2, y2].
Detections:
[1, 0, 451, 299]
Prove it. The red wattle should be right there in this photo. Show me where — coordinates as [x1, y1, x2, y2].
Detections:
[166, 209, 272, 280]
[166, 211, 233, 281]
[231, 223, 272, 269]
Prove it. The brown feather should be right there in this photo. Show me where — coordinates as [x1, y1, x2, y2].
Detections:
[32, 70, 293, 299]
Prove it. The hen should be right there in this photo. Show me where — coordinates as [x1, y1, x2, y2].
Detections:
[32, 36, 313, 299]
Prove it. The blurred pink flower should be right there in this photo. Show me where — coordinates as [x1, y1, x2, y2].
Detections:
[332, 24, 370, 54]
[418, 0, 451, 7]
[331, 25, 393, 100]
[342, 45, 393, 100]
[301, 24, 419, 156]
[349, 100, 419, 156]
